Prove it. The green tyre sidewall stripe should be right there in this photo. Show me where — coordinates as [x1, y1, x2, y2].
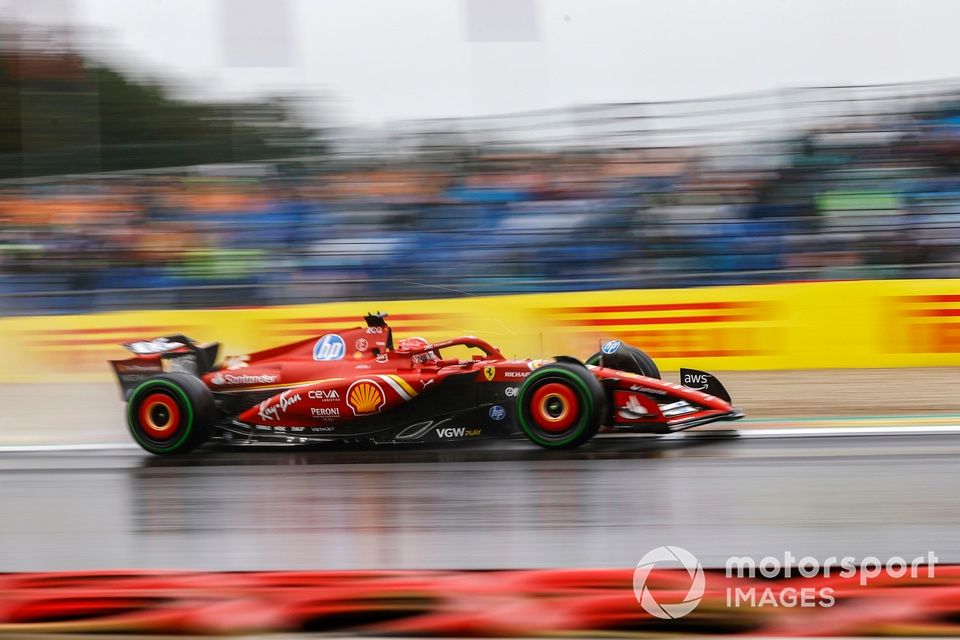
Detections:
[127, 379, 196, 454]
[517, 367, 595, 447]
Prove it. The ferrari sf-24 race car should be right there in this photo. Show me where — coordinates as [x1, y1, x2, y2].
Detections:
[111, 313, 743, 455]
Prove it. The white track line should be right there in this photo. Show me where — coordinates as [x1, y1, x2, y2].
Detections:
[745, 425, 960, 438]
[1, 425, 960, 453]
[675, 425, 960, 439]
[0, 443, 140, 453]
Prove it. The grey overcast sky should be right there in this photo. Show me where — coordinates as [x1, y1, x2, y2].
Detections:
[5, 0, 960, 125]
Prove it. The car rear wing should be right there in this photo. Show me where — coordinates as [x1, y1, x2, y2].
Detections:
[110, 335, 220, 400]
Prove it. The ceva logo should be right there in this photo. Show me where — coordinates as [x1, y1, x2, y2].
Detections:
[314, 334, 346, 361]
[633, 546, 705, 619]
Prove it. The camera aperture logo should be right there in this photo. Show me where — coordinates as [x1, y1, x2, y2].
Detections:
[633, 546, 705, 619]
[634, 548, 940, 619]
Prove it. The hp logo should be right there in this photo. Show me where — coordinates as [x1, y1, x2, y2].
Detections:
[601, 340, 622, 355]
[313, 334, 346, 361]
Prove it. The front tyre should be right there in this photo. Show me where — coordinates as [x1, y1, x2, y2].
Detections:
[586, 341, 660, 379]
[126, 373, 215, 455]
[516, 363, 606, 449]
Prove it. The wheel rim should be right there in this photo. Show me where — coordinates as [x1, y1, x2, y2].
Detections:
[529, 382, 579, 432]
[138, 392, 181, 440]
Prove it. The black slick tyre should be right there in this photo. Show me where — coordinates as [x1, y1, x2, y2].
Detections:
[126, 373, 215, 455]
[586, 341, 660, 379]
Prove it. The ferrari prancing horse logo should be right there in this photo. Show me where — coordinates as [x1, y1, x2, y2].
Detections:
[483, 366, 495, 382]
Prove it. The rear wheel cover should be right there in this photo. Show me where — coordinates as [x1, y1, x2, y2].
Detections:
[138, 392, 182, 439]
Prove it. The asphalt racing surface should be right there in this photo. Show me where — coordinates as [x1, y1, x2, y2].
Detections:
[2, 430, 958, 571]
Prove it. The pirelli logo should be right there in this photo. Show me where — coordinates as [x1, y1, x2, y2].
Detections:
[887, 294, 960, 353]
[543, 300, 779, 359]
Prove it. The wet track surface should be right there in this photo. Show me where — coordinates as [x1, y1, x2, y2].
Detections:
[2, 431, 959, 570]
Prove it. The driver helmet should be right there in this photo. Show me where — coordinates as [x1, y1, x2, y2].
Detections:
[397, 336, 438, 364]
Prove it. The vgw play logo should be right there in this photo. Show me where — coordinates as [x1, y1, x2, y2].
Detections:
[632, 546, 705, 619]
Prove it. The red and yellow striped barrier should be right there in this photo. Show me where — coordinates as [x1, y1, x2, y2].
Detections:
[1, 279, 959, 382]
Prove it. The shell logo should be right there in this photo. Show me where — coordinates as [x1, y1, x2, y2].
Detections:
[347, 379, 385, 416]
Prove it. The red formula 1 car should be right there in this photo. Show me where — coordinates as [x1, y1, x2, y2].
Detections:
[111, 312, 743, 455]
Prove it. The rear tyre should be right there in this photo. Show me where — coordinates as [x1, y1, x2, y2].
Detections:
[126, 373, 215, 455]
[516, 363, 606, 449]
[586, 341, 660, 379]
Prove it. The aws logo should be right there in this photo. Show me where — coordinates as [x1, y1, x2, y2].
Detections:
[681, 372, 709, 391]
[347, 379, 385, 416]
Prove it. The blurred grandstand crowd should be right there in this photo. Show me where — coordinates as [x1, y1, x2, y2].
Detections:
[3, 28, 960, 313]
